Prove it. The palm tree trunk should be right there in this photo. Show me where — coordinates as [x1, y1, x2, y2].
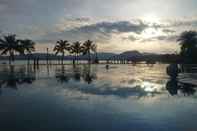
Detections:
[88, 51, 91, 64]
[27, 53, 30, 65]
[12, 51, 15, 62]
[95, 51, 98, 64]
[61, 52, 64, 65]
[76, 53, 78, 64]
[8, 50, 11, 65]
[9, 50, 14, 64]
[9, 55, 11, 65]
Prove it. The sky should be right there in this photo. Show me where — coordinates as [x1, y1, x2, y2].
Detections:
[0, 0, 197, 54]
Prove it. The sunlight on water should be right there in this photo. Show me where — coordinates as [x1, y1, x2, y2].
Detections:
[0, 64, 197, 131]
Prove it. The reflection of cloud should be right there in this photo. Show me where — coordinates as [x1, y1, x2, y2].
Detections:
[62, 80, 162, 98]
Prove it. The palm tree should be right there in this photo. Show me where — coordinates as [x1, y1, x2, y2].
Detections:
[70, 41, 82, 64]
[0, 34, 23, 64]
[53, 40, 70, 65]
[92, 44, 99, 64]
[19, 39, 35, 64]
[177, 30, 197, 63]
[82, 40, 96, 64]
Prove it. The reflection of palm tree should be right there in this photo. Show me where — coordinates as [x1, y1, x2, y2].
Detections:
[22, 66, 36, 84]
[166, 64, 196, 96]
[179, 82, 196, 96]
[70, 41, 82, 64]
[5, 66, 19, 89]
[0, 34, 23, 64]
[53, 40, 70, 65]
[55, 65, 70, 83]
[82, 40, 96, 64]
[0, 80, 2, 95]
[166, 79, 196, 96]
[166, 79, 179, 95]
[19, 39, 35, 64]
[82, 65, 97, 84]
[0, 65, 36, 91]
[72, 66, 81, 81]
[177, 31, 197, 63]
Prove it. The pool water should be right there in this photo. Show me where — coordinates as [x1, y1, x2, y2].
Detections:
[0, 64, 197, 131]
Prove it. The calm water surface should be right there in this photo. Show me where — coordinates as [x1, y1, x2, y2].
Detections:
[0, 64, 197, 131]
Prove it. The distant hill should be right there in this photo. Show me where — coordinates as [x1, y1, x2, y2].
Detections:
[119, 50, 142, 59]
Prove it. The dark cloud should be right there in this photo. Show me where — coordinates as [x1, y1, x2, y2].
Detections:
[74, 17, 91, 22]
[141, 35, 178, 43]
[71, 21, 148, 34]
[170, 19, 197, 27]
[162, 29, 176, 34]
[37, 20, 149, 43]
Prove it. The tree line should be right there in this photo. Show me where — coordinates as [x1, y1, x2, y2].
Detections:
[54, 39, 97, 65]
[0, 34, 97, 64]
[0, 30, 197, 64]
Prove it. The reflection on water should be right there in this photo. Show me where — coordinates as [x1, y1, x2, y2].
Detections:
[0, 64, 197, 131]
[0, 65, 36, 92]
[55, 65, 97, 84]
[166, 79, 196, 96]
[0, 64, 197, 97]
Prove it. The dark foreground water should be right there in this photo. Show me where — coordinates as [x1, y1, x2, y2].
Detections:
[0, 64, 197, 131]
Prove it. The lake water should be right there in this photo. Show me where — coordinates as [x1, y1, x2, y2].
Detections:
[0, 64, 197, 131]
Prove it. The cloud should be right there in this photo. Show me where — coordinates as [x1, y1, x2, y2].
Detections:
[122, 35, 139, 42]
[56, 17, 92, 31]
[162, 29, 176, 34]
[141, 35, 178, 43]
[37, 20, 149, 44]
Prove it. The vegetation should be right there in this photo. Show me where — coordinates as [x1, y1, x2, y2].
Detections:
[0, 34, 23, 64]
[53, 40, 70, 65]
[2, 30, 197, 65]
[177, 30, 197, 63]
[69, 41, 83, 64]
[19, 39, 35, 64]
[0, 34, 36, 64]
[82, 40, 96, 64]
[0, 33, 99, 65]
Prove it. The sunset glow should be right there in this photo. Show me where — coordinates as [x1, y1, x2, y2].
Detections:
[0, 0, 197, 53]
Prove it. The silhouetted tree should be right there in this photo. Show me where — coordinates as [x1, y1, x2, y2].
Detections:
[0, 34, 23, 64]
[70, 41, 83, 64]
[177, 31, 197, 63]
[82, 40, 96, 64]
[19, 39, 35, 64]
[53, 40, 70, 65]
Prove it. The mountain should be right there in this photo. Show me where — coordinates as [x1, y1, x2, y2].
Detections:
[119, 50, 142, 59]
[78, 52, 116, 60]
[106, 50, 143, 61]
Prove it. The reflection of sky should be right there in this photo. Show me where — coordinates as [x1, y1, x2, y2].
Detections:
[0, 64, 196, 98]
[0, 64, 197, 131]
